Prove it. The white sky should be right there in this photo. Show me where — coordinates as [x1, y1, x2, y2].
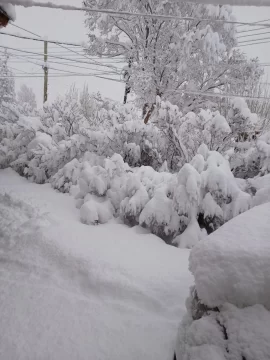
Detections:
[0, 0, 270, 107]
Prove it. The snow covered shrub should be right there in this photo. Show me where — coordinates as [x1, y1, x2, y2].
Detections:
[40, 86, 139, 136]
[152, 97, 232, 170]
[139, 186, 180, 244]
[256, 131, 270, 175]
[69, 146, 254, 247]
[75, 154, 130, 225]
[51, 152, 104, 194]
[248, 173, 270, 207]
[172, 163, 203, 248]
[120, 173, 149, 226]
[0, 117, 39, 170]
[162, 145, 253, 248]
[17, 84, 37, 116]
[176, 203, 270, 360]
[228, 98, 258, 143]
[134, 166, 180, 242]
[40, 87, 86, 137]
[110, 120, 164, 170]
[199, 147, 252, 233]
[50, 158, 82, 193]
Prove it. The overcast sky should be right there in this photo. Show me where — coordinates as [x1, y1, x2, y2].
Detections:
[0, 0, 270, 107]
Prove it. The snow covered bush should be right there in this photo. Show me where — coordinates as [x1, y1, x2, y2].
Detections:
[66, 144, 254, 247]
[0, 116, 40, 170]
[75, 153, 130, 225]
[152, 97, 233, 170]
[256, 131, 270, 175]
[170, 145, 252, 248]
[228, 98, 258, 143]
[17, 84, 37, 116]
[51, 152, 104, 194]
[176, 203, 270, 360]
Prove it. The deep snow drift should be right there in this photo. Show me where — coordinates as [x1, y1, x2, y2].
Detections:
[190, 202, 270, 310]
[0, 168, 192, 360]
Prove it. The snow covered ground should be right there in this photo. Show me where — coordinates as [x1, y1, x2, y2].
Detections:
[0, 168, 192, 360]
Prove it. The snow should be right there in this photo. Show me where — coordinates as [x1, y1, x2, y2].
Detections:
[0, 168, 192, 360]
[0, 3, 16, 21]
[176, 301, 270, 360]
[220, 303, 270, 360]
[189, 202, 270, 310]
[27, 131, 52, 151]
[17, 115, 42, 131]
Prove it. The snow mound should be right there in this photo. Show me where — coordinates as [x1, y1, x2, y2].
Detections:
[190, 202, 270, 310]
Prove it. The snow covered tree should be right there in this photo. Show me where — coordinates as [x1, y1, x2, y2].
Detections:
[0, 51, 16, 122]
[152, 97, 232, 170]
[80, 84, 97, 121]
[41, 85, 85, 137]
[17, 84, 37, 115]
[0, 51, 15, 106]
[84, 1, 237, 117]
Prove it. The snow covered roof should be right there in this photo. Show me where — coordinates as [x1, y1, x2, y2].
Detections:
[187, 0, 270, 4]
[190, 202, 270, 310]
[0, 4, 16, 21]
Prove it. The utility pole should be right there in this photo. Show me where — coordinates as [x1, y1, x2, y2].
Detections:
[43, 40, 48, 103]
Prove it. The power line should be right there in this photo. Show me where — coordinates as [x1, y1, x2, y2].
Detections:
[7, 23, 122, 72]
[0, 27, 121, 71]
[0, 73, 124, 81]
[238, 35, 270, 44]
[0, 31, 85, 47]
[237, 26, 270, 34]
[0, 50, 120, 78]
[236, 17, 270, 28]
[4, 49, 270, 72]
[7, 65, 30, 74]
[1, 54, 123, 70]
[3, 1, 270, 28]
[237, 40, 270, 47]
[182, 90, 270, 102]
[0, 45, 120, 72]
[237, 30, 270, 39]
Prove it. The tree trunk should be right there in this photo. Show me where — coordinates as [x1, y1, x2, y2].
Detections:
[123, 84, 131, 104]
[143, 104, 154, 124]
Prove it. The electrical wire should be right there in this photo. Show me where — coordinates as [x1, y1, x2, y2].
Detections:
[0, 45, 120, 72]
[0, 31, 85, 47]
[0, 49, 121, 78]
[237, 26, 270, 34]
[0, 74, 124, 81]
[236, 17, 270, 28]
[238, 35, 270, 44]
[4, 24, 120, 71]
[237, 39, 270, 47]
[237, 30, 270, 39]
[181, 90, 270, 102]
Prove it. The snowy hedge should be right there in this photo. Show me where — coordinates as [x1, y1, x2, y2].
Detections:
[1, 91, 270, 247]
[50, 144, 265, 247]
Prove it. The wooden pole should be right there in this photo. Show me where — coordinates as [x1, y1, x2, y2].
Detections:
[43, 40, 48, 103]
